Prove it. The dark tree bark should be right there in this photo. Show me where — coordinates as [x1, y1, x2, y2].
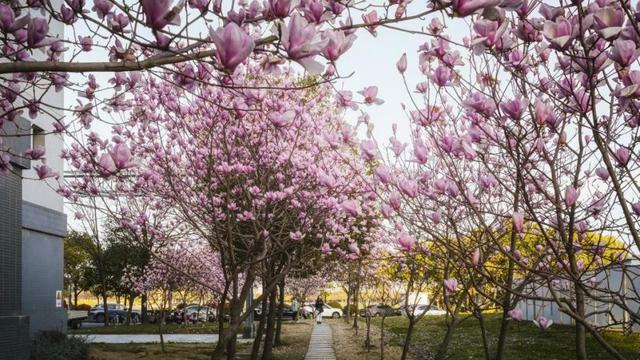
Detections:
[261, 288, 279, 360]
[274, 279, 286, 347]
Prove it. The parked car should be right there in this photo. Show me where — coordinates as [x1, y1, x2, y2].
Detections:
[360, 304, 402, 317]
[67, 310, 88, 329]
[401, 304, 446, 317]
[301, 303, 343, 318]
[184, 304, 216, 322]
[254, 304, 297, 320]
[88, 303, 141, 323]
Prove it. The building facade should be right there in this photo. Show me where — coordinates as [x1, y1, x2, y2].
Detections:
[0, 2, 67, 358]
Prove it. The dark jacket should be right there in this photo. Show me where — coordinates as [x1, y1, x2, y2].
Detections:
[315, 299, 325, 313]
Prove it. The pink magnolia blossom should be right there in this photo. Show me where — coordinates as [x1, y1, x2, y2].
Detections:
[141, 0, 180, 30]
[443, 278, 458, 295]
[397, 231, 415, 251]
[321, 31, 356, 62]
[25, 146, 46, 160]
[358, 86, 384, 105]
[594, 167, 609, 181]
[398, 179, 418, 198]
[543, 17, 576, 50]
[374, 165, 393, 184]
[471, 248, 480, 266]
[614, 147, 631, 166]
[396, 53, 407, 74]
[593, 7, 625, 40]
[512, 212, 524, 233]
[282, 14, 328, 74]
[34, 164, 57, 179]
[109, 143, 133, 169]
[508, 307, 523, 321]
[533, 316, 553, 331]
[341, 199, 359, 217]
[27, 17, 49, 47]
[631, 202, 640, 216]
[452, 0, 500, 17]
[360, 139, 378, 160]
[609, 39, 640, 67]
[211, 23, 254, 71]
[565, 185, 579, 207]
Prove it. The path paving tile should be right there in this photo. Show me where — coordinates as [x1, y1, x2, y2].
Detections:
[305, 322, 336, 360]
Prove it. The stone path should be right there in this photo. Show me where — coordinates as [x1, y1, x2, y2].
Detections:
[304, 322, 336, 360]
[74, 334, 252, 344]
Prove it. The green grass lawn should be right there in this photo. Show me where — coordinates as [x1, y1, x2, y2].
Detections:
[372, 313, 640, 360]
[88, 321, 313, 360]
[71, 321, 219, 335]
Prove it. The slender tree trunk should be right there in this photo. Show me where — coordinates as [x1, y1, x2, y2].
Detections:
[435, 315, 459, 360]
[102, 294, 109, 326]
[262, 288, 278, 360]
[251, 294, 269, 360]
[274, 279, 285, 346]
[352, 261, 362, 334]
[365, 315, 372, 351]
[73, 289, 80, 308]
[575, 285, 588, 360]
[345, 281, 352, 323]
[476, 310, 491, 360]
[380, 315, 386, 360]
[141, 293, 148, 324]
[400, 318, 415, 360]
[125, 294, 135, 325]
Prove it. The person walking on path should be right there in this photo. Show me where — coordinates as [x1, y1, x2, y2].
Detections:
[314, 296, 325, 324]
[291, 299, 299, 322]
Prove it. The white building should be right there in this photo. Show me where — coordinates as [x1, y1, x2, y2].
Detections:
[517, 260, 640, 333]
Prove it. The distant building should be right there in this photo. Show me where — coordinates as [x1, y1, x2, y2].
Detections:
[516, 260, 640, 332]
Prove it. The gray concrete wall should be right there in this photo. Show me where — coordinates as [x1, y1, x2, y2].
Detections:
[21, 201, 67, 334]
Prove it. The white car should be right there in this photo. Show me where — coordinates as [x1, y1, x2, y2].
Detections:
[302, 303, 343, 318]
[404, 304, 446, 316]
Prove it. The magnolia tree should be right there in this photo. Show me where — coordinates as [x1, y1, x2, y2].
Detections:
[65, 61, 380, 358]
[0, 0, 445, 179]
[353, 1, 640, 359]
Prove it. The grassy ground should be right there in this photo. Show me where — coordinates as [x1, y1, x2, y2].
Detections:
[88, 321, 313, 360]
[329, 318, 407, 360]
[72, 322, 219, 335]
[372, 313, 640, 360]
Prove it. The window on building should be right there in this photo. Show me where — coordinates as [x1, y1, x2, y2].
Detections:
[32, 125, 45, 149]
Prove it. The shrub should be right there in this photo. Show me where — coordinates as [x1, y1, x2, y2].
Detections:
[30, 330, 89, 360]
[327, 301, 342, 309]
[343, 304, 358, 315]
[73, 304, 92, 311]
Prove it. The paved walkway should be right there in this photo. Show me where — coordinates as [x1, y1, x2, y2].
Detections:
[74, 334, 252, 344]
[304, 322, 336, 360]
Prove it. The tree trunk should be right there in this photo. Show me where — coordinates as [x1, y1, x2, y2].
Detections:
[212, 296, 243, 360]
[73, 288, 80, 308]
[141, 293, 148, 324]
[251, 294, 269, 360]
[575, 285, 588, 360]
[262, 288, 278, 360]
[274, 279, 285, 347]
[476, 310, 491, 360]
[345, 281, 352, 323]
[102, 294, 109, 326]
[125, 294, 135, 325]
[435, 316, 458, 360]
[352, 262, 362, 334]
[380, 315, 386, 360]
[400, 318, 415, 360]
[365, 316, 372, 351]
